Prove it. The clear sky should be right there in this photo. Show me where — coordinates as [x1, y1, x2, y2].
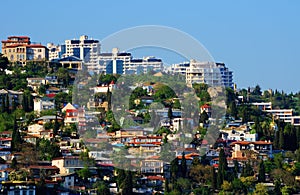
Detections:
[1, 0, 299, 93]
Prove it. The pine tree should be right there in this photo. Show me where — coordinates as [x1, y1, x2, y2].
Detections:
[258, 160, 266, 182]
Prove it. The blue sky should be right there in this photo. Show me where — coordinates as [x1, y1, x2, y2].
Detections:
[1, 0, 299, 92]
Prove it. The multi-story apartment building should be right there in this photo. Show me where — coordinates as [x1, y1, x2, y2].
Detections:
[1, 36, 49, 65]
[216, 62, 234, 88]
[169, 61, 190, 75]
[265, 109, 294, 122]
[186, 60, 222, 87]
[47, 43, 65, 60]
[48, 35, 100, 70]
[252, 102, 272, 111]
[170, 60, 234, 88]
[98, 48, 163, 74]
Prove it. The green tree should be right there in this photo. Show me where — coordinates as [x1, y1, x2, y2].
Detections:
[199, 110, 209, 124]
[0, 53, 9, 73]
[170, 158, 179, 184]
[93, 181, 110, 195]
[258, 160, 266, 182]
[77, 165, 91, 182]
[180, 152, 187, 178]
[11, 115, 21, 151]
[217, 148, 228, 188]
[254, 183, 268, 195]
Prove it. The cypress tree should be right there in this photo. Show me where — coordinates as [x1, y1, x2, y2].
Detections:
[1, 94, 5, 113]
[258, 160, 266, 182]
[279, 129, 284, 149]
[122, 171, 133, 195]
[211, 166, 217, 191]
[180, 152, 187, 178]
[5, 94, 9, 113]
[217, 148, 227, 188]
[12, 115, 21, 151]
[170, 157, 179, 183]
[12, 98, 16, 112]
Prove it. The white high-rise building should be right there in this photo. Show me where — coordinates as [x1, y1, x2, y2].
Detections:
[97, 48, 163, 75]
[48, 35, 101, 70]
[170, 60, 233, 88]
[186, 60, 223, 87]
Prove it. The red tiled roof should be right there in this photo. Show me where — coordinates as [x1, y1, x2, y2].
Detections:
[0, 138, 12, 141]
[253, 140, 272, 145]
[201, 104, 211, 109]
[5, 44, 26, 48]
[147, 176, 165, 181]
[46, 93, 56, 98]
[8, 36, 30, 39]
[26, 44, 46, 48]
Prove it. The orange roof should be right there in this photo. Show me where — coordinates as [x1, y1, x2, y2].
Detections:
[177, 155, 193, 160]
[230, 141, 250, 146]
[186, 153, 200, 157]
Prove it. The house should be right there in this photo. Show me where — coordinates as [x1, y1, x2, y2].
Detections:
[0, 181, 36, 195]
[220, 125, 258, 142]
[0, 138, 11, 150]
[52, 156, 85, 174]
[35, 115, 63, 125]
[1, 35, 48, 65]
[45, 75, 59, 85]
[140, 157, 164, 175]
[230, 140, 273, 160]
[0, 131, 12, 138]
[155, 108, 182, 119]
[0, 89, 23, 109]
[51, 173, 76, 189]
[94, 80, 116, 93]
[27, 124, 45, 137]
[28, 165, 59, 179]
[56, 56, 83, 71]
[62, 103, 78, 125]
[200, 104, 212, 118]
[33, 97, 55, 113]
[27, 78, 46, 91]
[115, 128, 145, 140]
